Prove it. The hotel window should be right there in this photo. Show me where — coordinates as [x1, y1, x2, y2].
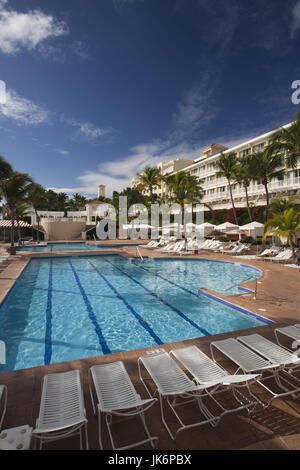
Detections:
[253, 142, 266, 152]
[239, 148, 251, 157]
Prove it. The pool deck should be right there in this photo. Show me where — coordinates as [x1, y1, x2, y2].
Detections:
[0, 240, 300, 450]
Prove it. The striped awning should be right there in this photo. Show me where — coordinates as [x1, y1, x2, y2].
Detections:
[0, 220, 32, 228]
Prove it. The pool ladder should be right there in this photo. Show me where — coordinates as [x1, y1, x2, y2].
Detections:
[136, 246, 144, 261]
[225, 275, 258, 300]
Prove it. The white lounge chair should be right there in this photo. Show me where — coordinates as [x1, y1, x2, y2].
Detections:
[275, 325, 300, 350]
[221, 243, 245, 255]
[139, 240, 156, 248]
[269, 249, 293, 263]
[196, 240, 211, 250]
[168, 241, 185, 254]
[139, 240, 159, 249]
[88, 361, 158, 450]
[256, 247, 280, 258]
[170, 346, 259, 417]
[210, 338, 300, 407]
[157, 241, 180, 253]
[32, 370, 88, 450]
[0, 385, 7, 431]
[138, 351, 222, 441]
[237, 334, 300, 373]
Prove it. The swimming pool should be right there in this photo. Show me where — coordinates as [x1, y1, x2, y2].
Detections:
[16, 242, 139, 252]
[0, 255, 271, 372]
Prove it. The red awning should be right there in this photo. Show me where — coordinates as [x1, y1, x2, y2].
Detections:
[0, 220, 32, 228]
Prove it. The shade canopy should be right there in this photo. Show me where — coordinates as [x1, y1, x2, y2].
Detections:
[217, 222, 239, 232]
[239, 221, 264, 239]
[0, 220, 32, 228]
[198, 222, 216, 228]
[239, 221, 264, 230]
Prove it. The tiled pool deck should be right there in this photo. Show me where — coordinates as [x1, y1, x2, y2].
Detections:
[0, 240, 300, 450]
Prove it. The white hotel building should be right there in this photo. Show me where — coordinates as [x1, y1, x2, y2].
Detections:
[132, 122, 300, 211]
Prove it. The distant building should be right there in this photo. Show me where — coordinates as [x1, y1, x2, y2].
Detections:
[132, 122, 300, 210]
[25, 198, 111, 240]
[98, 185, 106, 199]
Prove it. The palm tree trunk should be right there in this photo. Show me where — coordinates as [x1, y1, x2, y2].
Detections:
[10, 206, 15, 247]
[17, 220, 21, 242]
[289, 235, 297, 264]
[264, 181, 270, 222]
[228, 180, 238, 225]
[34, 208, 40, 243]
[244, 185, 252, 222]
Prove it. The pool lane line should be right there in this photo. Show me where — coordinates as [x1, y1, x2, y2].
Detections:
[86, 259, 163, 346]
[135, 261, 271, 325]
[44, 259, 53, 364]
[133, 260, 200, 298]
[101, 257, 211, 337]
[69, 259, 111, 355]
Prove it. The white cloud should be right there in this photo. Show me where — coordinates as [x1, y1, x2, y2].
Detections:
[0, 88, 49, 124]
[49, 118, 279, 199]
[56, 149, 69, 156]
[72, 40, 89, 60]
[49, 139, 204, 198]
[291, 0, 300, 37]
[172, 73, 221, 140]
[197, 0, 240, 56]
[61, 115, 115, 141]
[0, 1, 68, 54]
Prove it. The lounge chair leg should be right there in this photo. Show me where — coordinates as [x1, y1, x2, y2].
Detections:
[98, 410, 103, 450]
[85, 422, 89, 450]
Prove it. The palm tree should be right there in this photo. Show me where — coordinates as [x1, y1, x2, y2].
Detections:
[15, 202, 30, 242]
[56, 192, 69, 212]
[136, 166, 164, 203]
[0, 172, 33, 251]
[0, 155, 13, 181]
[263, 208, 300, 263]
[0, 156, 13, 209]
[69, 193, 87, 211]
[269, 195, 298, 217]
[28, 183, 46, 243]
[269, 110, 300, 169]
[233, 154, 253, 222]
[249, 148, 285, 222]
[215, 152, 238, 225]
[167, 171, 203, 206]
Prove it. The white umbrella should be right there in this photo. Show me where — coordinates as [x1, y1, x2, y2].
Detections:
[240, 221, 264, 239]
[162, 223, 183, 235]
[217, 222, 239, 232]
[195, 222, 215, 236]
[240, 221, 264, 230]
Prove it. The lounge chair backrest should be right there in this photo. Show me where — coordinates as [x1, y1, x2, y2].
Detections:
[211, 338, 276, 373]
[237, 334, 300, 366]
[171, 346, 227, 384]
[139, 351, 198, 395]
[33, 370, 87, 440]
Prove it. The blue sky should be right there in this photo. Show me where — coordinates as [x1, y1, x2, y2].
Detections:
[0, 0, 300, 197]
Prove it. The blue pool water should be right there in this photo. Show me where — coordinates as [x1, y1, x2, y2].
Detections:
[16, 243, 138, 252]
[0, 255, 270, 372]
